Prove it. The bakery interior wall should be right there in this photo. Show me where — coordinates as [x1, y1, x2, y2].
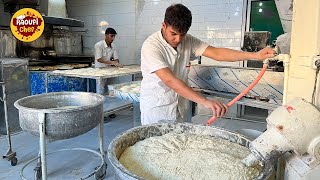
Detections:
[66, 0, 245, 67]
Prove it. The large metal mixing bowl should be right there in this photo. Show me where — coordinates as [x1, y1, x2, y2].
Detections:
[108, 123, 273, 180]
[14, 92, 104, 140]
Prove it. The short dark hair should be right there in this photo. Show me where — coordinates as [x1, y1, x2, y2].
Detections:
[164, 4, 192, 34]
[105, 28, 117, 35]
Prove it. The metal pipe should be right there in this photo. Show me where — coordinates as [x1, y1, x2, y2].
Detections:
[86, 78, 90, 92]
[315, 71, 320, 107]
[38, 113, 47, 180]
[2, 83, 15, 163]
[281, 54, 290, 105]
[98, 113, 104, 157]
[2, 84, 12, 154]
[97, 112, 106, 180]
[0, 61, 3, 82]
[96, 79, 105, 94]
[45, 73, 49, 93]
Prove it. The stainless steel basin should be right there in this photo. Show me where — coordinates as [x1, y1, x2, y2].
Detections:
[14, 92, 104, 140]
[108, 123, 273, 180]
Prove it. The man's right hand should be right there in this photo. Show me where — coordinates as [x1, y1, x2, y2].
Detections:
[111, 61, 123, 68]
[255, 47, 276, 61]
[203, 99, 228, 117]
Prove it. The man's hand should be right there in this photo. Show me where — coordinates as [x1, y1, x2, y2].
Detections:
[202, 99, 228, 117]
[255, 47, 276, 60]
[111, 61, 123, 68]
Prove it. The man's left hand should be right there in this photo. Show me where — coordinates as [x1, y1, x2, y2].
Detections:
[255, 47, 277, 60]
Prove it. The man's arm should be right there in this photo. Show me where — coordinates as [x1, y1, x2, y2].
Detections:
[97, 58, 122, 66]
[96, 57, 123, 67]
[202, 46, 275, 62]
[113, 49, 120, 63]
[114, 58, 120, 63]
[94, 44, 123, 67]
[155, 67, 228, 117]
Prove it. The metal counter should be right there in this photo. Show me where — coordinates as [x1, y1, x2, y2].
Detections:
[49, 65, 141, 94]
[51, 65, 141, 79]
[48, 65, 141, 118]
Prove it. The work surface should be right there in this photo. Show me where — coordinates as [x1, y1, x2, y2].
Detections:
[51, 65, 141, 79]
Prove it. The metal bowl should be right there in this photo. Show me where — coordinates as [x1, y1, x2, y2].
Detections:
[108, 123, 273, 180]
[14, 92, 104, 141]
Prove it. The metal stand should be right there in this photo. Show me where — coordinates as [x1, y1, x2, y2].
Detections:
[20, 112, 106, 180]
[133, 102, 141, 127]
[96, 112, 107, 179]
[1, 67, 18, 166]
[20, 148, 106, 180]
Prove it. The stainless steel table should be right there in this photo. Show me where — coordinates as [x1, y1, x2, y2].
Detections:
[48, 65, 140, 115]
[50, 65, 141, 94]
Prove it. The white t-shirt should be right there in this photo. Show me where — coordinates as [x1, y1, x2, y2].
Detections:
[140, 31, 209, 125]
[94, 40, 119, 68]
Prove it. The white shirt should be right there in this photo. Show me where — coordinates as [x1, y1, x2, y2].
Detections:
[140, 31, 209, 125]
[94, 40, 119, 68]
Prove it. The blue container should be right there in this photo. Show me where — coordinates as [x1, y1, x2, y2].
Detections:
[29, 71, 90, 95]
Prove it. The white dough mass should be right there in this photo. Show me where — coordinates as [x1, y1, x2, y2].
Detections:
[118, 83, 141, 94]
[130, 83, 138, 88]
[119, 133, 262, 180]
[120, 85, 130, 93]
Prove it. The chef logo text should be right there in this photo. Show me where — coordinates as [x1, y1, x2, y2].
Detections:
[10, 8, 44, 42]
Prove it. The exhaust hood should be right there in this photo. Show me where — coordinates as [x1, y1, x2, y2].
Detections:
[3, 0, 84, 27]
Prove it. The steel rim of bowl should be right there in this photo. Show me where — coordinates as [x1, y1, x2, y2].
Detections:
[14, 92, 105, 113]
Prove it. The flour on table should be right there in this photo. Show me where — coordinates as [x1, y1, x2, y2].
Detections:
[53, 66, 140, 77]
[119, 133, 262, 180]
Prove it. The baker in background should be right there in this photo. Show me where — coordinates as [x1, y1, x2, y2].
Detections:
[94, 27, 123, 68]
[140, 4, 276, 125]
[94, 27, 123, 94]
[94, 27, 123, 118]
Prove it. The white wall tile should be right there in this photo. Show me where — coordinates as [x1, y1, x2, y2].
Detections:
[67, 0, 246, 66]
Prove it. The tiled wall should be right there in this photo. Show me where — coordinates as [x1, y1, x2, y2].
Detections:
[48, 0, 68, 17]
[66, 0, 136, 64]
[67, 0, 245, 66]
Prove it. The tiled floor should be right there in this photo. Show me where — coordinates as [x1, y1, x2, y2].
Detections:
[0, 109, 266, 179]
